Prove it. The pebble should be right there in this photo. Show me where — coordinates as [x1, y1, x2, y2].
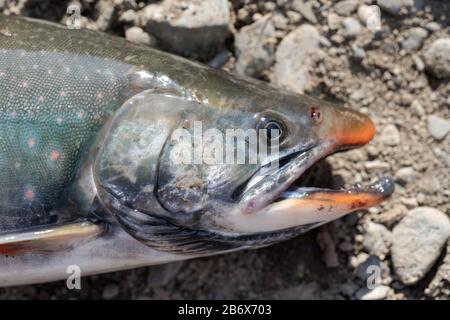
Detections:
[234, 15, 276, 77]
[142, 0, 231, 58]
[410, 100, 425, 116]
[96, 4, 116, 31]
[424, 21, 441, 32]
[351, 44, 366, 59]
[292, 0, 317, 24]
[391, 207, 450, 285]
[395, 167, 416, 185]
[433, 147, 450, 167]
[363, 221, 393, 259]
[327, 12, 342, 30]
[377, 0, 423, 16]
[102, 283, 120, 299]
[334, 0, 359, 16]
[125, 26, 155, 46]
[379, 124, 401, 146]
[356, 285, 390, 300]
[427, 115, 450, 140]
[377, 205, 408, 228]
[342, 17, 362, 38]
[400, 197, 418, 208]
[273, 24, 321, 94]
[412, 55, 425, 72]
[364, 160, 390, 172]
[401, 27, 428, 51]
[422, 38, 450, 79]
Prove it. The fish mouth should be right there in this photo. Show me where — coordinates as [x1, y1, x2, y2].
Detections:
[230, 142, 394, 234]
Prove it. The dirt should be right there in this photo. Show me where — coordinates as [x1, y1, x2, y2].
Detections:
[0, 0, 449, 300]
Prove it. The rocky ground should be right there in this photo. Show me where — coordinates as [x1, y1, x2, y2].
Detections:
[0, 0, 449, 300]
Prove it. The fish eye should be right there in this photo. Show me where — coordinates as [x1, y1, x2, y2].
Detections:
[257, 116, 286, 143]
[309, 106, 322, 123]
[264, 121, 282, 140]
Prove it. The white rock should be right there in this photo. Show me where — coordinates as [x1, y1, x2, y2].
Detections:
[395, 167, 417, 185]
[427, 115, 450, 140]
[379, 124, 401, 146]
[125, 26, 155, 46]
[356, 285, 390, 300]
[342, 17, 362, 38]
[235, 15, 276, 77]
[377, 0, 424, 16]
[423, 38, 450, 79]
[334, 0, 359, 16]
[273, 25, 322, 94]
[401, 27, 428, 51]
[391, 207, 450, 285]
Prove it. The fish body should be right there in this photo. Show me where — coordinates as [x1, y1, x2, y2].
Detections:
[0, 15, 393, 287]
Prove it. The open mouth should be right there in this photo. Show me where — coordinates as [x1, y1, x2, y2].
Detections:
[232, 142, 395, 234]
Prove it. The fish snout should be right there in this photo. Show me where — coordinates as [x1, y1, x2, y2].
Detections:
[320, 107, 376, 150]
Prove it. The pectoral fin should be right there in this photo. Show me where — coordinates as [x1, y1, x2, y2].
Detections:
[0, 221, 104, 255]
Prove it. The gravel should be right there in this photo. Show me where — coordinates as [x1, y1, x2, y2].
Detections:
[362, 222, 392, 259]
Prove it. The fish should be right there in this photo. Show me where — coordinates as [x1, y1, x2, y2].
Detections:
[0, 14, 394, 287]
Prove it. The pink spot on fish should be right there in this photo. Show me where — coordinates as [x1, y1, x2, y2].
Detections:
[50, 150, 60, 161]
[24, 189, 34, 201]
[27, 138, 35, 148]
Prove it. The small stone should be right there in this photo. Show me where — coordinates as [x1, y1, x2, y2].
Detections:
[327, 13, 342, 30]
[433, 147, 450, 167]
[424, 21, 441, 32]
[401, 27, 428, 51]
[119, 9, 137, 24]
[342, 17, 362, 38]
[292, 0, 317, 24]
[412, 55, 425, 71]
[102, 284, 120, 299]
[379, 124, 401, 146]
[427, 115, 450, 140]
[363, 221, 393, 259]
[235, 15, 276, 77]
[96, 4, 117, 31]
[356, 285, 390, 300]
[273, 24, 322, 94]
[391, 207, 450, 285]
[377, 0, 423, 16]
[125, 27, 155, 46]
[364, 160, 390, 172]
[395, 167, 416, 185]
[351, 44, 366, 59]
[334, 0, 359, 16]
[400, 197, 418, 208]
[411, 100, 425, 116]
[377, 205, 408, 228]
[355, 255, 381, 282]
[422, 38, 450, 79]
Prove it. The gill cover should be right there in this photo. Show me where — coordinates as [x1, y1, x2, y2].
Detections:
[95, 91, 289, 254]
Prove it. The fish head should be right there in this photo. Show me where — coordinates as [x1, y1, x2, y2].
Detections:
[95, 86, 393, 253]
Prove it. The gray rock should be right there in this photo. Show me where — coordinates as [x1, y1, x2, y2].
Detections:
[391, 207, 450, 285]
[147, 261, 185, 287]
[342, 17, 362, 38]
[235, 15, 276, 77]
[334, 0, 359, 16]
[356, 285, 390, 300]
[102, 283, 120, 299]
[292, 0, 317, 23]
[433, 147, 450, 167]
[379, 124, 401, 146]
[142, 0, 231, 58]
[363, 222, 393, 259]
[395, 167, 417, 185]
[208, 50, 232, 69]
[412, 55, 425, 71]
[377, 0, 423, 16]
[125, 26, 156, 46]
[401, 27, 428, 51]
[423, 38, 450, 78]
[351, 44, 366, 59]
[377, 205, 408, 228]
[424, 21, 441, 32]
[427, 115, 450, 140]
[355, 255, 382, 282]
[273, 24, 321, 94]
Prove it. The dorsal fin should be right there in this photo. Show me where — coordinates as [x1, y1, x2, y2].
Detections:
[0, 221, 104, 255]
